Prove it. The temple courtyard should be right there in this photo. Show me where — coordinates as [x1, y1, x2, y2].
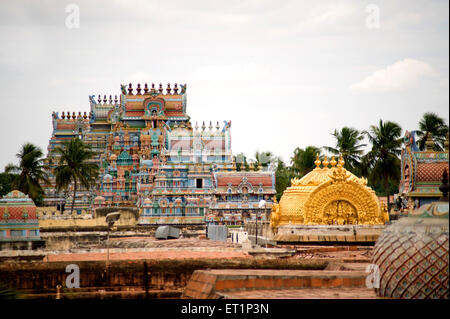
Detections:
[0, 235, 377, 299]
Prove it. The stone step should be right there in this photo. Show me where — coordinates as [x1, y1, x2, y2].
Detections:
[183, 269, 371, 299]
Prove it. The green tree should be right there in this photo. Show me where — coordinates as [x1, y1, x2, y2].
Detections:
[4, 143, 49, 205]
[0, 172, 19, 197]
[363, 120, 403, 209]
[275, 158, 292, 201]
[235, 153, 249, 172]
[290, 146, 321, 178]
[323, 127, 366, 175]
[252, 151, 276, 170]
[416, 112, 449, 151]
[53, 137, 99, 214]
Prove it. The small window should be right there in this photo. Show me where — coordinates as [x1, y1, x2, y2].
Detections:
[196, 178, 203, 189]
[11, 230, 23, 237]
[29, 230, 39, 237]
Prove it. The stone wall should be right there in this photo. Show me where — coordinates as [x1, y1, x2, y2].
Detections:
[41, 225, 205, 250]
[37, 207, 138, 230]
[0, 258, 328, 298]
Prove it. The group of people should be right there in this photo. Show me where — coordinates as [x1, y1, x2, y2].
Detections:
[395, 196, 420, 212]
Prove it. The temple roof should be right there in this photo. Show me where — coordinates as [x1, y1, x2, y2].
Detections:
[417, 162, 449, 183]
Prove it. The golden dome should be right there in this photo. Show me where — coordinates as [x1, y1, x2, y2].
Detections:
[270, 155, 388, 228]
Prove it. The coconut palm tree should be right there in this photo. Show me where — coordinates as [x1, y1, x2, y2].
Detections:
[416, 112, 449, 151]
[234, 153, 250, 171]
[323, 127, 366, 174]
[4, 143, 49, 205]
[53, 137, 99, 214]
[363, 120, 403, 209]
[290, 146, 321, 178]
[252, 151, 276, 170]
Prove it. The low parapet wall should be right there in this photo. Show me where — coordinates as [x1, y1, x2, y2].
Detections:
[0, 258, 328, 298]
[274, 224, 385, 243]
[245, 221, 386, 243]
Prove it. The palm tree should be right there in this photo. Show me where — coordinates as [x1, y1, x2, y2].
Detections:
[252, 151, 276, 170]
[235, 153, 250, 171]
[53, 137, 99, 214]
[290, 146, 321, 178]
[4, 143, 49, 205]
[363, 120, 403, 209]
[323, 127, 366, 174]
[416, 112, 449, 151]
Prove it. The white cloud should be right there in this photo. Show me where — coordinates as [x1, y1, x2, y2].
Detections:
[299, 3, 355, 32]
[350, 58, 438, 93]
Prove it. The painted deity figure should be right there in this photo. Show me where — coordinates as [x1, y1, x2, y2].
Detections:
[403, 165, 410, 193]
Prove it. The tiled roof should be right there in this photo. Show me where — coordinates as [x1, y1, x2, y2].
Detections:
[416, 162, 449, 183]
[56, 123, 76, 130]
[166, 110, 186, 117]
[126, 111, 145, 117]
[216, 174, 273, 187]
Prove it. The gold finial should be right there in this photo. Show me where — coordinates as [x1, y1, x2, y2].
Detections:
[330, 156, 337, 167]
[444, 132, 449, 152]
[337, 154, 345, 168]
[322, 155, 329, 168]
[425, 134, 434, 150]
[425, 133, 434, 151]
[314, 153, 321, 168]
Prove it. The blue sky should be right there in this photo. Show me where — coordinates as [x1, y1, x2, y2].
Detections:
[0, 0, 448, 169]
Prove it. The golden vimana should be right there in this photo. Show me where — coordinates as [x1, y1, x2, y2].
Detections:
[270, 154, 389, 228]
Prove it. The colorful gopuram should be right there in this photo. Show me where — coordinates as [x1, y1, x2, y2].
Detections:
[399, 130, 450, 207]
[43, 82, 273, 225]
[0, 190, 42, 250]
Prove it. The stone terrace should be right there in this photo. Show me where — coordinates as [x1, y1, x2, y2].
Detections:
[183, 269, 376, 299]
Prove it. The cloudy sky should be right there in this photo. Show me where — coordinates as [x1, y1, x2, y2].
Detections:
[0, 0, 448, 170]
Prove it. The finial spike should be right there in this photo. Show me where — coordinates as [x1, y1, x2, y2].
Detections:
[337, 154, 345, 168]
[330, 156, 337, 167]
[322, 155, 329, 168]
[136, 83, 142, 95]
[314, 153, 321, 168]
[426, 133, 434, 151]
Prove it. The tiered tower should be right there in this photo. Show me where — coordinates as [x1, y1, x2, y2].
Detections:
[44, 83, 235, 225]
